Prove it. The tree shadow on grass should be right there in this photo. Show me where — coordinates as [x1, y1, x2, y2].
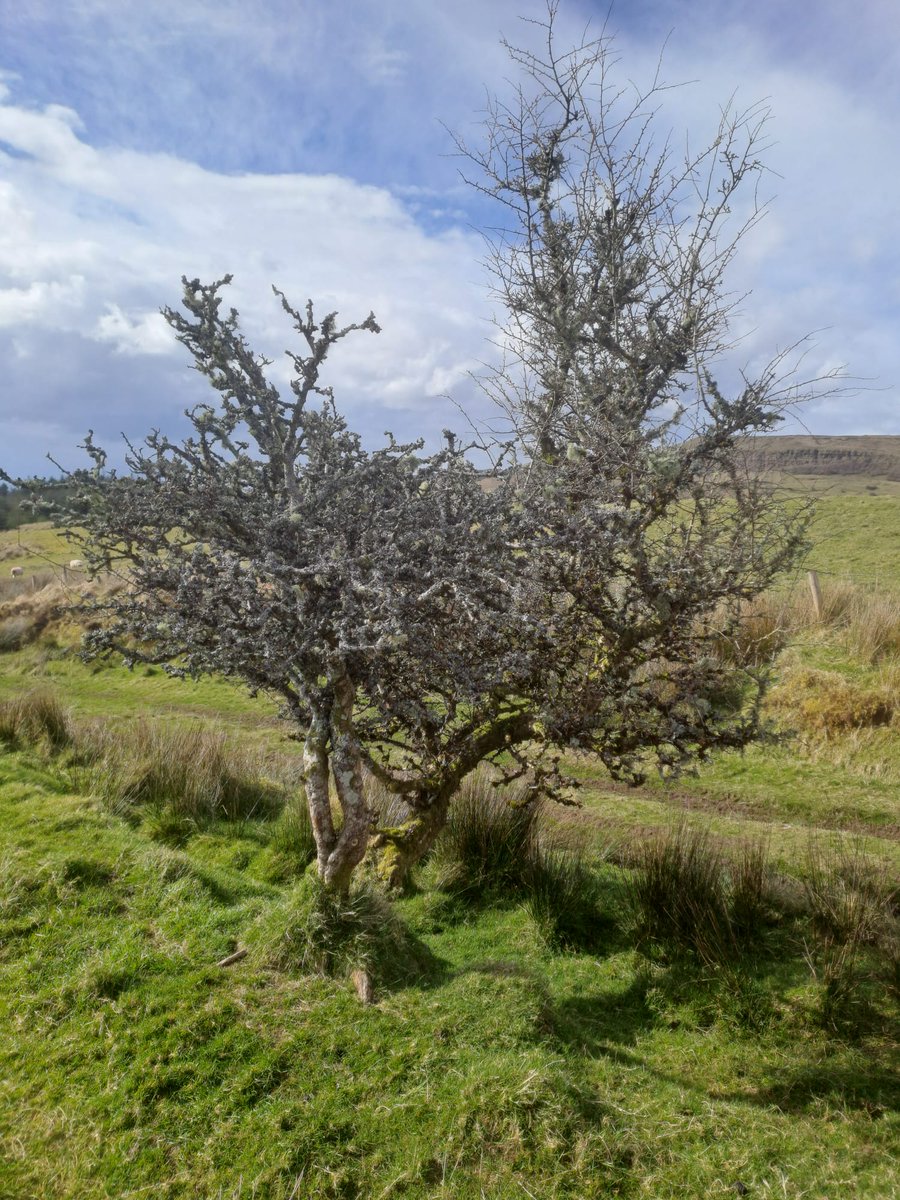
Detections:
[375, 925, 451, 995]
[715, 1064, 900, 1116]
[550, 976, 657, 1051]
[550, 959, 900, 1119]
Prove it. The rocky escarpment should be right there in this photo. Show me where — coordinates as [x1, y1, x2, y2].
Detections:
[739, 436, 900, 480]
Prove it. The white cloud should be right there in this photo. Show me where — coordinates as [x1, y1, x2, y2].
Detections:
[0, 276, 86, 327]
[93, 305, 173, 355]
[0, 89, 495, 472]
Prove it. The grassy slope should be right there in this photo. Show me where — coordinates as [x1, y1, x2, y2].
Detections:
[1, 498, 899, 1198]
[804, 495, 900, 586]
[0, 523, 74, 576]
[1, 753, 897, 1200]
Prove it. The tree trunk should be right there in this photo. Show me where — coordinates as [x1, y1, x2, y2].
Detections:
[302, 712, 336, 877]
[370, 791, 452, 890]
[322, 674, 372, 893]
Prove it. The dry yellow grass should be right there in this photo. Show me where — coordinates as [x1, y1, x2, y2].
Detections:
[713, 578, 900, 667]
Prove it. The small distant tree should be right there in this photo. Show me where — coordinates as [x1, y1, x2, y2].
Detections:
[4, 7, 830, 893]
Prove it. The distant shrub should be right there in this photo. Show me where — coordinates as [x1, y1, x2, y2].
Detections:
[0, 615, 39, 652]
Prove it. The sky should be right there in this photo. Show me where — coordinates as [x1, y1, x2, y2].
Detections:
[0, 0, 897, 477]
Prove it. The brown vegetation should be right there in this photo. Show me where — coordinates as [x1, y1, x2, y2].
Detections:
[713, 579, 900, 668]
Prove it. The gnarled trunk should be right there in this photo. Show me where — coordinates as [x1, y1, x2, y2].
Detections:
[370, 711, 538, 889]
[370, 791, 452, 890]
[324, 674, 373, 892]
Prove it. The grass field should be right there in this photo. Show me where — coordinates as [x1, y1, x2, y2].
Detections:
[1, 491, 898, 1199]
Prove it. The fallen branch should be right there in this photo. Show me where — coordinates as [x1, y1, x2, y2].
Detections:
[217, 948, 248, 967]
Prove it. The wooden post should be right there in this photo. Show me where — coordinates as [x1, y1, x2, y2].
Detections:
[807, 569, 822, 621]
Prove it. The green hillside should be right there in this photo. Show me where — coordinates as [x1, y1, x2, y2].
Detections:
[1, 488, 898, 1199]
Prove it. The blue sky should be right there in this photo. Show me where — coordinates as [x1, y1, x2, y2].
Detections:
[0, 0, 897, 475]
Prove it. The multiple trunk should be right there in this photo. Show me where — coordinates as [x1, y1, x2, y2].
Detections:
[300, 687, 536, 893]
[300, 720, 451, 893]
[301, 676, 373, 893]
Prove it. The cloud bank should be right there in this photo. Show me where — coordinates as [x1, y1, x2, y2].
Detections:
[0, 84, 494, 473]
[0, 0, 896, 475]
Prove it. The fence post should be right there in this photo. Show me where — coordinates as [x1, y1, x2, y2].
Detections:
[807, 569, 822, 621]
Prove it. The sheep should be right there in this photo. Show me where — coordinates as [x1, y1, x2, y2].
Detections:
[68, 559, 84, 569]
[9, 567, 23, 578]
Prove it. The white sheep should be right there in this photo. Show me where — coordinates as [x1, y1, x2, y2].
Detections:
[9, 567, 23, 578]
[68, 559, 84, 569]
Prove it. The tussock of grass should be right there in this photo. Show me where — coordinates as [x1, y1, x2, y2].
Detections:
[711, 591, 794, 666]
[431, 769, 540, 895]
[627, 825, 778, 966]
[79, 719, 287, 829]
[841, 590, 900, 663]
[264, 795, 318, 879]
[250, 872, 431, 992]
[0, 689, 72, 750]
[802, 842, 899, 1029]
[521, 840, 611, 950]
[711, 579, 900, 668]
[430, 769, 607, 949]
[628, 824, 898, 1029]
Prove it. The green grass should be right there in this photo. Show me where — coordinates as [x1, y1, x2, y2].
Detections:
[803, 495, 900, 588]
[0, 521, 76, 575]
[0, 753, 897, 1199]
[0, 644, 283, 751]
[1, 499, 899, 1197]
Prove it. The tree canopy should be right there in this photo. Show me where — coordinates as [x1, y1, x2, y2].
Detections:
[4, 6, 827, 891]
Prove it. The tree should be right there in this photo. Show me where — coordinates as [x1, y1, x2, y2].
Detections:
[5, 8, 825, 893]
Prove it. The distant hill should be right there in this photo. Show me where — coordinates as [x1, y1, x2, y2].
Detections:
[740, 435, 900, 484]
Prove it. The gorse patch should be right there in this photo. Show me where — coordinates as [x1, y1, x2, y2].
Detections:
[769, 667, 897, 738]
